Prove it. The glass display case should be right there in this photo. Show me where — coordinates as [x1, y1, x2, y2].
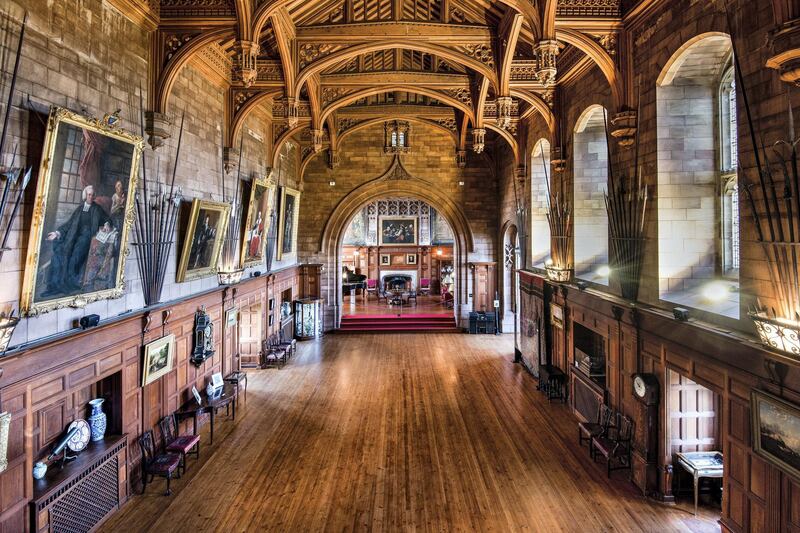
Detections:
[294, 298, 324, 340]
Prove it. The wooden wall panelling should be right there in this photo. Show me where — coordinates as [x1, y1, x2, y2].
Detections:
[0, 266, 302, 531]
[470, 262, 497, 312]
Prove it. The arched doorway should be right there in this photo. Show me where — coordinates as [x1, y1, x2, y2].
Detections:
[319, 156, 475, 330]
[339, 197, 457, 321]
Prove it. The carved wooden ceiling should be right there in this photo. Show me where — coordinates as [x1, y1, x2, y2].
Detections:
[116, 0, 632, 169]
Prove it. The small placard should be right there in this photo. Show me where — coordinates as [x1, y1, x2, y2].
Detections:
[191, 386, 202, 405]
[211, 372, 224, 389]
[493, 299, 500, 308]
[226, 308, 238, 327]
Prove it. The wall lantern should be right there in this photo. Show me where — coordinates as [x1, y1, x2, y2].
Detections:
[217, 269, 244, 286]
[750, 312, 800, 357]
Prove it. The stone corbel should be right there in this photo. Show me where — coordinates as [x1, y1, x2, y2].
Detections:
[456, 149, 467, 168]
[472, 128, 486, 154]
[496, 96, 513, 129]
[610, 110, 637, 149]
[286, 97, 299, 128]
[235, 40, 260, 87]
[145, 111, 172, 150]
[311, 129, 324, 152]
[328, 148, 340, 169]
[223, 147, 240, 174]
[534, 40, 560, 87]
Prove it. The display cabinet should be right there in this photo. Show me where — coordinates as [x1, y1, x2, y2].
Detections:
[294, 298, 324, 340]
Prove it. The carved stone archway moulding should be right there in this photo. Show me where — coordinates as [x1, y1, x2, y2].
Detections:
[319, 155, 476, 327]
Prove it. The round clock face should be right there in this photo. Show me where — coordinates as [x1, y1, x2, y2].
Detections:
[67, 419, 91, 452]
[633, 375, 647, 398]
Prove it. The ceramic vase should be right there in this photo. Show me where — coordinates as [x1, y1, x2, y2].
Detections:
[87, 398, 107, 442]
[33, 461, 47, 480]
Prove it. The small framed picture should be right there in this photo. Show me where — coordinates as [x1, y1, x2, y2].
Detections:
[191, 385, 202, 405]
[269, 298, 274, 311]
[211, 372, 224, 389]
[269, 314, 274, 327]
[226, 308, 238, 327]
[406, 254, 417, 265]
[380, 254, 391, 266]
[142, 334, 175, 386]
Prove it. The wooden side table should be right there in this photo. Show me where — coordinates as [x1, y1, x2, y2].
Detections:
[225, 371, 248, 403]
[676, 451, 724, 515]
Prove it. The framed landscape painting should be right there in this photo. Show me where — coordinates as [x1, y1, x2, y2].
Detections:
[379, 217, 417, 245]
[177, 199, 230, 282]
[240, 176, 276, 268]
[752, 390, 800, 480]
[142, 334, 175, 386]
[21, 107, 143, 316]
[277, 187, 301, 262]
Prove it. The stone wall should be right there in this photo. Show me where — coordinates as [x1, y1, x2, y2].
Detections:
[298, 121, 497, 326]
[0, 1, 283, 346]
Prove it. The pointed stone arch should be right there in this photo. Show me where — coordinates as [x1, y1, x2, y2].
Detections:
[319, 156, 476, 328]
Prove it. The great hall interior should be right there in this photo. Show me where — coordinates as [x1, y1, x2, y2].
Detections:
[2, 0, 800, 531]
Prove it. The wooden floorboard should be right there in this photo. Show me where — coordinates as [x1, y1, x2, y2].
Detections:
[103, 333, 719, 533]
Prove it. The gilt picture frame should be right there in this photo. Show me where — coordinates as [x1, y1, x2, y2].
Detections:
[142, 334, 175, 386]
[277, 186, 301, 262]
[379, 216, 417, 246]
[240, 176, 276, 268]
[752, 389, 800, 480]
[21, 107, 143, 316]
[177, 199, 230, 282]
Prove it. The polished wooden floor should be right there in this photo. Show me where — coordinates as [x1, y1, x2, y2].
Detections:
[104, 334, 719, 532]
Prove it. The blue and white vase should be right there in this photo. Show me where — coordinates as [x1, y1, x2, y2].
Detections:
[87, 398, 106, 442]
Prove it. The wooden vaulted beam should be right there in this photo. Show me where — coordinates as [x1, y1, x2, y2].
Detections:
[474, 76, 490, 128]
[252, 0, 542, 45]
[319, 85, 476, 125]
[497, 10, 524, 96]
[235, 0, 253, 40]
[511, 88, 555, 133]
[271, 8, 297, 98]
[307, 74, 323, 129]
[321, 71, 471, 88]
[295, 21, 492, 44]
[541, 0, 558, 39]
[228, 89, 283, 147]
[555, 28, 623, 109]
[295, 41, 498, 99]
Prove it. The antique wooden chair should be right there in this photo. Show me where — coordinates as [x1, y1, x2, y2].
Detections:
[406, 290, 417, 305]
[278, 330, 297, 359]
[591, 413, 634, 478]
[159, 413, 200, 476]
[578, 403, 613, 448]
[366, 279, 378, 299]
[261, 335, 288, 368]
[419, 278, 431, 295]
[139, 429, 181, 496]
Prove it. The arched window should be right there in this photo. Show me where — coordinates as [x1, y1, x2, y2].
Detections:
[530, 139, 552, 267]
[573, 105, 609, 285]
[720, 67, 739, 276]
[656, 34, 738, 317]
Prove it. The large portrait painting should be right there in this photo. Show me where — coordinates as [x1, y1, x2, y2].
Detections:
[21, 107, 142, 316]
[752, 390, 800, 480]
[142, 334, 175, 386]
[177, 199, 230, 282]
[240, 176, 276, 267]
[277, 187, 301, 262]
[379, 217, 417, 245]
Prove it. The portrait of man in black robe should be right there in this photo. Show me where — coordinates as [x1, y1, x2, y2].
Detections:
[42, 185, 111, 297]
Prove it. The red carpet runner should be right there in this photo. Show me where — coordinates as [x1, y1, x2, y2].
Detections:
[339, 313, 460, 333]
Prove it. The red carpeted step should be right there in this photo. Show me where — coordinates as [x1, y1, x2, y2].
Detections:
[338, 313, 460, 333]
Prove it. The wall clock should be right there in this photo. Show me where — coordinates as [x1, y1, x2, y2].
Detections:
[191, 307, 215, 366]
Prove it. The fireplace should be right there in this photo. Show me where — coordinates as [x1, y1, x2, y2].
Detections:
[380, 270, 417, 291]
